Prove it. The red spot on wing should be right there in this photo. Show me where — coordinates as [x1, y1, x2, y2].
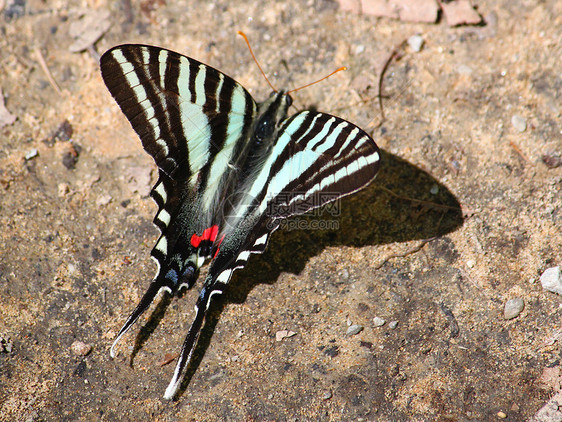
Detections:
[213, 234, 226, 258]
[190, 225, 219, 248]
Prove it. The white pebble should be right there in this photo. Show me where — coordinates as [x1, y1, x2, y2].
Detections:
[346, 324, 364, 336]
[373, 317, 386, 327]
[503, 298, 524, 319]
[25, 149, 38, 160]
[541, 266, 562, 295]
[407, 35, 424, 52]
[275, 330, 296, 342]
[71, 341, 92, 356]
[388, 321, 398, 329]
[457, 64, 473, 75]
[466, 259, 476, 268]
[96, 195, 112, 206]
[511, 114, 527, 132]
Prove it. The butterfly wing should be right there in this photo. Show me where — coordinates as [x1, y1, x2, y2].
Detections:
[100, 45, 258, 355]
[163, 110, 381, 398]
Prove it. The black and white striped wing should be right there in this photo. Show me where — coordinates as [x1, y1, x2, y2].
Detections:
[101, 45, 257, 180]
[100, 45, 258, 356]
[163, 110, 381, 398]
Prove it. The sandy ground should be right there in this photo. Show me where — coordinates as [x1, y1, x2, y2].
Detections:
[0, 0, 560, 420]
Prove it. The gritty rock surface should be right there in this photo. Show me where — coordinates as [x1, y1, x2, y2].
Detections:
[0, 0, 560, 420]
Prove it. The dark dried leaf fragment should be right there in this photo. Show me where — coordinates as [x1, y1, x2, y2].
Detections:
[62, 142, 82, 170]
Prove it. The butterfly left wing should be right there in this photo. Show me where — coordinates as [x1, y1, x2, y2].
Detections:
[163, 109, 381, 398]
[100, 45, 258, 357]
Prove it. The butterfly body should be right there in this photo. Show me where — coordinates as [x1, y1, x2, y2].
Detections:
[100, 44, 380, 399]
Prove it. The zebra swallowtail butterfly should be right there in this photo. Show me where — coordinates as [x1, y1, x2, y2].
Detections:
[100, 43, 380, 399]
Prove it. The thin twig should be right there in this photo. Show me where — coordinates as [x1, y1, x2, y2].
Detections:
[509, 140, 530, 163]
[379, 186, 462, 212]
[374, 237, 436, 270]
[159, 353, 179, 367]
[376, 39, 408, 123]
[35, 47, 62, 96]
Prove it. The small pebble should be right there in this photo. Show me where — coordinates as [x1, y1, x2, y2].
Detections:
[457, 64, 473, 75]
[430, 184, 439, 195]
[388, 321, 398, 329]
[373, 317, 386, 327]
[275, 330, 296, 342]
[466, 259, 476, 268]
[67, 263, 77, 274]
[542, 152, 562, 169]
[96, 194, 112, 206]
[322, 390, 332, 400]
[541, 266, 562, 295]
[511, 114, 527, 132]
[25, 149, 38, 160]
[407, 35, 424, 52]
[71, 340, 92, 356]
[0, 336, 13, 353]
[346, 324, 364, 336]
[58, 183, 70, 197]
[503, 298, 524, 319]
[497, 411, 507, 419]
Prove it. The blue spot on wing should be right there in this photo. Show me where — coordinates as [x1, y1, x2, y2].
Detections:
[165, 269, 178, 284]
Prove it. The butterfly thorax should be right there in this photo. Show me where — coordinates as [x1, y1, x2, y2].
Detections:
[246, 91, 293, 160]
[218, 91, 292, 228]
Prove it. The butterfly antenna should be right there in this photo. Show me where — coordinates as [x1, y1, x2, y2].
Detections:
[237, 31, 277, 93]
[287, 66, 347, 95]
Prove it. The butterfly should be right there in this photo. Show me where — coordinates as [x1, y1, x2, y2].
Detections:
[100, 43, 380, 399]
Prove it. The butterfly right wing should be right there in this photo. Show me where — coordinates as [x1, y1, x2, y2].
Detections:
[162, 109, 381, 398]
[100, 45, 257, 355]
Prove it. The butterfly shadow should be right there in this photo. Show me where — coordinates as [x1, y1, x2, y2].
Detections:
[129, 293, 172, 367]
[134, 149, 465, 398]
[224, 149, 465, 303]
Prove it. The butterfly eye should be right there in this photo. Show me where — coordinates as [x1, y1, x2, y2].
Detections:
[285, 95, 293, 107]
[255, 118, 273, 142]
